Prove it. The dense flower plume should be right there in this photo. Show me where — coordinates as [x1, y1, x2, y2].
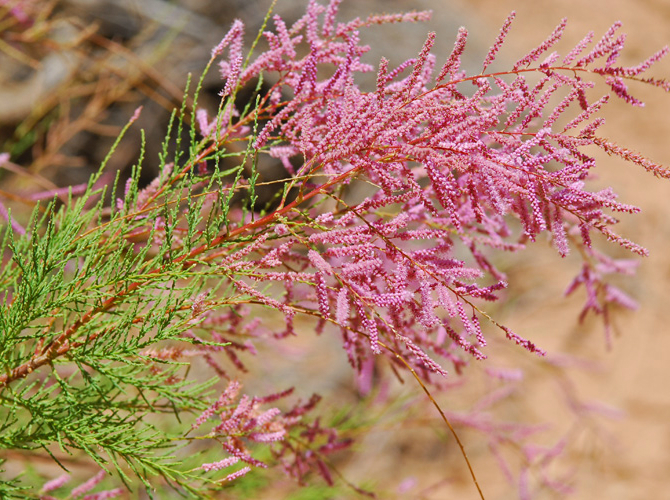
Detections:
[192, 0, 668, 381]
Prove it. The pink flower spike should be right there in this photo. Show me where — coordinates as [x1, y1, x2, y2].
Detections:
[322, 0, 343, 37]
[503, 327, 546, 356]
[129, 106, 142, 124]
[201, 456, 240, 472]
[397, 334, 448, 376]
[482, 11, 515, 71]
[254, 407, 281, 426]
[220, 55, 243, 98]
[437, 27, 468, 82]
[563, 30, 594, 65]
[336, 288, 350, 324]
[40, 474, 71, 493]
[224, 466, 252, 481]
[70, 471, 106, 498]
[82, 489, 124, 500]
[308, 249, 332, 274]
[513, 18, 567, 70]
[249, 430, 286, 442]
[212, 19, 245, 59]
[364, 317, 381, 354]
[192, 380, 241, 430]
[196, 109, 215, 137]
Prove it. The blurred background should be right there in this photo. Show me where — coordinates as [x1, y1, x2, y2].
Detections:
[1, 0, 668, 498]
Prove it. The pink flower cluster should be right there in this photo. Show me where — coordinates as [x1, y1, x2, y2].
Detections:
[199, 0, 667, 382]
[40, 471, 122, 500]
[192, 380, 350, 485]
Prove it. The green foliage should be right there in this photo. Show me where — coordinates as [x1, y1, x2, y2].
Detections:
[0, 63, 246, 496]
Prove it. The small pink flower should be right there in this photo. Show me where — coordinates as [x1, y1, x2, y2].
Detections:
[40, 474, 70, 493]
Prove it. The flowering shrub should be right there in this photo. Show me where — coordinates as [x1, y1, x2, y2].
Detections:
[0, 1, 668, 498]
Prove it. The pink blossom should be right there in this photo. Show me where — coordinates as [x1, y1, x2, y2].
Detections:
[201, 456, 240, 472]
[40, 474, 70, 493]
[82, 490, 123, 500]
[249, 430, 286, 442]
[483, 11, 516, 71]
[129, 105, 142, 124]
[224, 466, 251, 481]
[437, 27, 468, 82]
[70, 471, 106, 498]
[212, 19, 244, 59]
